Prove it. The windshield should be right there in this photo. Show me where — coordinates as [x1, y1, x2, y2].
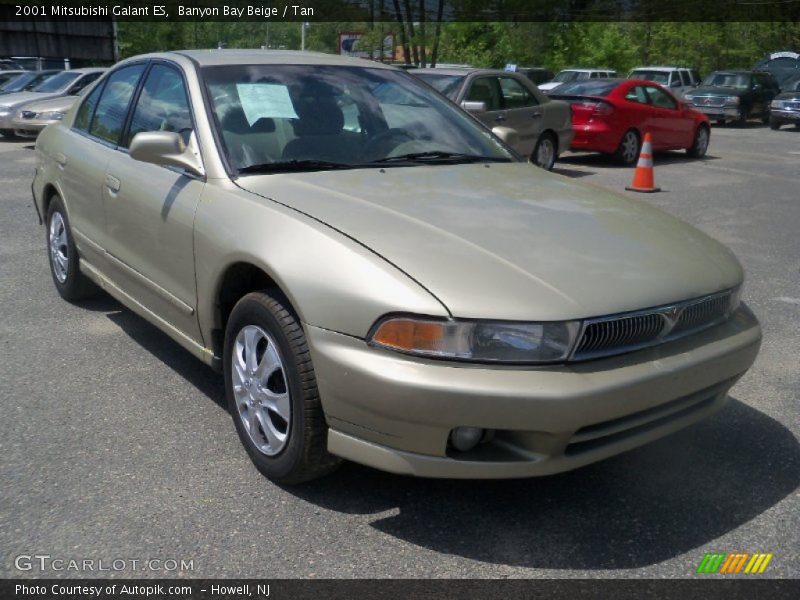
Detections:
[413, 73, 465, 99]
[32, 71, 80, 93]
[1, 71, 54, 93]
[629, 70, 670, 84]
[553, 71, 584, 83]
[702, 72, 751, 89]
[203, 64, 513, 173]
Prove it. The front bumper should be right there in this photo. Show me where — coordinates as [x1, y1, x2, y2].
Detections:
[569, 122, 619, 154]
[770, 108, 800, 122]
[689, 105, 740, 120]
[10, 117, 52, 138]
[309, 306, 761, 478]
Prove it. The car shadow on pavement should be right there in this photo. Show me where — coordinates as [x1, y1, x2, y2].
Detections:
[289, 399, 799, 571]
[561, 152, 720, 169]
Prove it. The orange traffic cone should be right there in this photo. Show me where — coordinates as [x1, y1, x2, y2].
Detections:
[626, 132, 660, 193]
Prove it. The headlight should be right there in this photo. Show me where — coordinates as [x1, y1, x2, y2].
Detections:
[38, 111, 65, 120]
[770, 99, 782, 108]
[724, 96, 740, 105]
[683, 94, 695, 101]
[368, 316, 580, 363]
[728, 285, 743, 315]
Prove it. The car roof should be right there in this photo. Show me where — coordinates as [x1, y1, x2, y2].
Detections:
[558, 68, 615, 73]
[630, 66, 691, 71]
[707, 70, 756, 75]
[414, 67, 521, 77]
[152, 49, 396, 69]
[67, 67, 107, 74]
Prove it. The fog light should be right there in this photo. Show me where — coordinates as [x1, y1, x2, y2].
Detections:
[449, 427, 484, 452]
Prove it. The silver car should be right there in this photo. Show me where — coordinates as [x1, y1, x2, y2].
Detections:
[32, 51, 760, 484]
[413, 68, 574, 170]
[0, 68, 105, 137]
[10, 90, 85, 138]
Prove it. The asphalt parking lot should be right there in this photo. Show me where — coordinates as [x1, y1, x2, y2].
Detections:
[1, 123, 798, 579]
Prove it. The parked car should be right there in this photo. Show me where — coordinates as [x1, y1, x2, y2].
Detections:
[413, 67, 573, 169]
[0, 69, 59, 95]
[753, 50, 800, 89]
[550, 78, 711, 165]
[0, 68, 105, 137]
[9, 89, 86, 138]
[628, 66, 701, 98]
[33, 50, 760, 484]
[768, 75, 800, 130]
[538, 69, 617, 93]
[682, 70, 780, 125]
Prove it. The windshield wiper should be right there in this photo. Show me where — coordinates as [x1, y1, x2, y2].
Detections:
[368, 151, 511, 165]
[238, 160, 355, 174]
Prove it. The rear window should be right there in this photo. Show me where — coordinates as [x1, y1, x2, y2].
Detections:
[550, 80, 618, 97]
[414, 73, 465, 99]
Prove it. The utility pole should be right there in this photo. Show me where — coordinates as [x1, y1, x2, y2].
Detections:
[301, 22, 308, 51]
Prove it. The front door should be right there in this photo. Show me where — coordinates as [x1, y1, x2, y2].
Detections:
[497, 76, 542, 156]
[102, 63, 204, 342]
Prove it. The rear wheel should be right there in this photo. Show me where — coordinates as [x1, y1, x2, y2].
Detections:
[531, 133, 557, 170]
[223, 291, 340, 484]
[46, 196, 97, 302]
[614, 129, 640, 166]
[686, 125, 710, 158]
[736, 108, 749, 126]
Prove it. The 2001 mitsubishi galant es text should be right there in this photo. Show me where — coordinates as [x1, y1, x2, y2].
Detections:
[33, 50, 761, 483]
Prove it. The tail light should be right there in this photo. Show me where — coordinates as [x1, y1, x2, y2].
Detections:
[570, 100, 614, 118]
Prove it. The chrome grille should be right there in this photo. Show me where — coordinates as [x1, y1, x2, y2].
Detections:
[572, 289, 735, 361]
[691, 96, 726, 108]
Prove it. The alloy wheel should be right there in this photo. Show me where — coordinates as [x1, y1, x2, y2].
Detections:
[49, 211, 69, 284]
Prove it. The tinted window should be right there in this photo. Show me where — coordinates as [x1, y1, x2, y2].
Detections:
[551, 80, 618, 96]
[1, 71, 56, 92]
[32, 71, 80, 93]
[645, 85, 677, 109]
[679, 70, 691, 86]
[88, 64, 145, 144]
[125, 64, 192, 148]
[499, 77, 537, 108]
[702, 72, 751, 89]
[73, 80, 105, 131]
[467, 77, 502, 111]
[414, 73, 465, 100]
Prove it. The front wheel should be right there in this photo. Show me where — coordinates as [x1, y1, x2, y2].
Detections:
[736, 108, 749, 127]
[223, 291, 340, 484]
[531, 133, 557, 170]
[686, 125, 710, 158]
[614, 129, 641, 166]
[769, 117, 781, 130]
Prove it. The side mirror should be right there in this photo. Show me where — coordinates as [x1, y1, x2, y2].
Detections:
[491, 125, 519, 148]
[461, 100, 487, 114]
[129, 131, 203, 177]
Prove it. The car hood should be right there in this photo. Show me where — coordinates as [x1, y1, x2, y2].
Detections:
[0, 91, 58, 108]
[238, 163, 743, 321]
[689, 86, 749, 97]
[15, 94, 77, 113]
[775, 91, 800, 101]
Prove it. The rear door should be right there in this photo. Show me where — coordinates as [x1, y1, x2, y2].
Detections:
[497, 75, 542, 155]
[102, 62, 204, 341]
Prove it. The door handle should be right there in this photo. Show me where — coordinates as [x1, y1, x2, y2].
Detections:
[105, 174, 121, 193]
[55, 152, 67, 167]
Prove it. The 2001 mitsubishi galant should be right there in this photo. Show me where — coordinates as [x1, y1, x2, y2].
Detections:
[32, 50, 761, 483]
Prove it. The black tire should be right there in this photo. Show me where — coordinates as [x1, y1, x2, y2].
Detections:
[223, 291, 340, 484]
[45, 195, 97, 302]
[761, 111, 770, 125]
[769, 117, 781, 130]
[614, 129, 641, 166]
[531, 132, 557, 170]
[736, 108, 749, 127]
[0, 128, 16, 139]
[686, 124, 710, 158]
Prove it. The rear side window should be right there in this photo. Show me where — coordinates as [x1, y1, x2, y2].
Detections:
[88, 64, 145, 145]
[124, 64, 192, 148]
[73, 80, 104, 132]
[645, 85, 677, 110]
[69, 72, 102, 95]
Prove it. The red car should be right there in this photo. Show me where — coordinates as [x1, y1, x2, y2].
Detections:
[550, 78, 711, 165]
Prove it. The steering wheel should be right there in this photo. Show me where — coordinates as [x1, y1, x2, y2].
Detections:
[363, 128, 415, 157]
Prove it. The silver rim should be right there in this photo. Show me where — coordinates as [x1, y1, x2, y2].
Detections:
[621, 132, 639, 163]
[535, 137, 555, 169]
[49, 211, 68, 284]
[232, 325, 291, 456]
[695, 128, 709, 156]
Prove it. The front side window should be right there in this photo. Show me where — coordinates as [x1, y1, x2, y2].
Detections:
[203, 64, 513, 172]
[499, 77, 537, 108]
[645, 85, 678, 110]
[125, 64, 192, 148]
[625, 85, 648, 104]
[466, 77, 502, 110]
[88, 64, 145, 145]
